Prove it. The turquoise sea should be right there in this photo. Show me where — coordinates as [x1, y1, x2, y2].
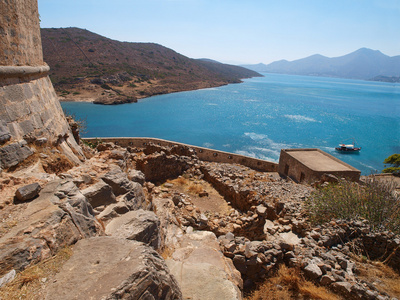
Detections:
[61, 73, 400, 175]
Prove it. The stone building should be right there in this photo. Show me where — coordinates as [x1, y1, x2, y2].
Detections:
[0, 0, 83, 168]
[278, 148, 361, 183]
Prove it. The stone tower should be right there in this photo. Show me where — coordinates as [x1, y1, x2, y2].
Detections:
[0, 0, 83, 168]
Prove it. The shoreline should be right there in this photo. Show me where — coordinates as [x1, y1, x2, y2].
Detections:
[56, 79, 238, 104]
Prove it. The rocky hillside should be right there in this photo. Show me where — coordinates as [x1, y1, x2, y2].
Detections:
[41, 27, 261, 104]
[0, 136, 399, 299]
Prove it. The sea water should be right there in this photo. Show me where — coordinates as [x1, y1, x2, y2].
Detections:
[61, 73, 400, 175]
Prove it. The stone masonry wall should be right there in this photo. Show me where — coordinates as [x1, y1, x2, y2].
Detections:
[0, 0, 83, 166]
[0, 0, 43, 66]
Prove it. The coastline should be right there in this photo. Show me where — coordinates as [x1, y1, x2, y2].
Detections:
[56, 78, 241, 104]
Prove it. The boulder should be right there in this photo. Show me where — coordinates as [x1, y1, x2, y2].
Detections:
[279, 231, 301, 250]
[45, 237, 182, 300]
[123, 182, 148, 210]
[15, 182, 41, 202]
[101, 166, 134, 195]
[105, 209, 161, 249]
[81, 180, 116, 208]
[128, 169, 146, 185]
[303, 263, 323, 279]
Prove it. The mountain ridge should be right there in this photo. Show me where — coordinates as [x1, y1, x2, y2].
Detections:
[241, 48, 400, 81]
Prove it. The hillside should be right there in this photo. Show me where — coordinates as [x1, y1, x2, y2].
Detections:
[41, 27, 261, 104]
[242, 48, 400, 80]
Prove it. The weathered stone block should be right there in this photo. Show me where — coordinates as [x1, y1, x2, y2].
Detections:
[4, 84, 25, 103]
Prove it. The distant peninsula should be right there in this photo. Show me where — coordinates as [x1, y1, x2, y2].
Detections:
[41, 27, 262, 105]
[241, 48, 400, 81]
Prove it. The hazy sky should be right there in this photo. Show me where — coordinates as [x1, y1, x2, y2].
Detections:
[38, 0, 400, 64]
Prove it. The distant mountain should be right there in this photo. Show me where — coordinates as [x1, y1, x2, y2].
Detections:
[41, 27, 261, 104]
[241, 48, 400, 80]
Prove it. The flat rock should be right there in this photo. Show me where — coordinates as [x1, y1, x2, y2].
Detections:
[105, 209, 161, 249]
[45, 237, 182, 300]
[166, 231, 242, 300]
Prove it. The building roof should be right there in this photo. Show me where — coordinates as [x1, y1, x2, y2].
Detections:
[284, 149, 356, 172]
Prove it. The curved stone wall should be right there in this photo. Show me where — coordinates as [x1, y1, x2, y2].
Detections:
[83, 137, 278, 172]
[0, 0, 83, 167]
[0, 0, 43, 66]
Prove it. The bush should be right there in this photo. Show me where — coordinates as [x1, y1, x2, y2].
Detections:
[383, 154, 400, 175]
[305, 177, 400, 234]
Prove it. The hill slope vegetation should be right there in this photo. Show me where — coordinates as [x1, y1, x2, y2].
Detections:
[41, 27, 261, 104]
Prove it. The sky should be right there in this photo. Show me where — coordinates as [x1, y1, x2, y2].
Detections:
[38, 0, 400, 65]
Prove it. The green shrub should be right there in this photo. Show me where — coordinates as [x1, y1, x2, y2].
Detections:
[305, 178, 400, 233]
[100, 83, 112, 90]
[383, 154, 400, 175]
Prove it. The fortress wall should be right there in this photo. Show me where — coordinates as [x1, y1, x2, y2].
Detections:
[0, 0, 83, 167]
[83, 137, 278, 172]
[0, 0, 43, 66]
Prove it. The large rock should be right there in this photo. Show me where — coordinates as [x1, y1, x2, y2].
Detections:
[105, 209, 161, 249]
[166, 231, 243, 300]
[123, 181, 148, 210]
[45, 237, 182, 300]
[101, 166, 134, 195]
[0, 140, 34, 168]
[15, 182, 41, 202]
[0, 180, 102, 276]
[81, 180, 116, 208]
[128, 169, 146, 185]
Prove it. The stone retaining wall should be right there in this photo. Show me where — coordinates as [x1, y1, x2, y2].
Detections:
[83, 137, 279, 172]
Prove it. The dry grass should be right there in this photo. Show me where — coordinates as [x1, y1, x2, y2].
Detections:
[168, 177, 204, 196]
[246, 265, 341, 300]
[354, 259, 400, 297]
[171, 176, 190, 186]
[160, 246, 175, 260]
[0, 246, 73, 300]
[188, 183, 203, 195]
